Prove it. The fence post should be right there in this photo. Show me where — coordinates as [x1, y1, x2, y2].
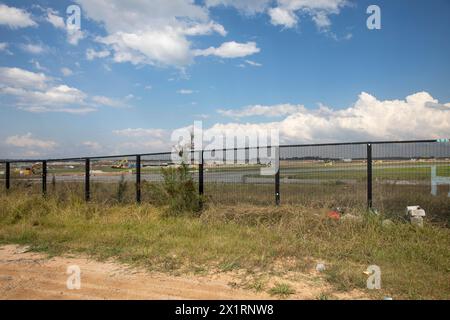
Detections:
[42, 161, 47, 197]
[136, 155, 141, 203]
[5, 162, 10, 191]
[85, 158, 90, 202]
[367, 143, 373, 209]
[199, 150, 204, 209]
[275, 146, 280, 205]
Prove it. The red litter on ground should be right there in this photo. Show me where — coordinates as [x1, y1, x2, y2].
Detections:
[327, 211, 341, 220]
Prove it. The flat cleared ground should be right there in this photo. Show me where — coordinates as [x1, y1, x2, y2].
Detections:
[0, 245, 365, 300]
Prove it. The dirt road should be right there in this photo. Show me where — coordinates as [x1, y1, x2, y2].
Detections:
[0, 245, 365, 300]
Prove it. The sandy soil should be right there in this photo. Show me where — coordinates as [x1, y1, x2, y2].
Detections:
[0, 245, 366, 300]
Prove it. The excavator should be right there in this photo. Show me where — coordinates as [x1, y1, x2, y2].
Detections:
[111, 158, 129, 169]
[15, 163, 42, 176]
[111, 158, 136, 169]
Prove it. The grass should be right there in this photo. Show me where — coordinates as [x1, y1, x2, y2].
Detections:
[0, 193, 449, 299]
[268, 283, 296, 298]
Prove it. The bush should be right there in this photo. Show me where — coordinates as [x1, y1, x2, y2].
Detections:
[115, 174, 128, 203]
[144, 162, 203, 215]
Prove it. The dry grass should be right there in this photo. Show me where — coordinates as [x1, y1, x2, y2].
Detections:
[0, 193, 449, 299]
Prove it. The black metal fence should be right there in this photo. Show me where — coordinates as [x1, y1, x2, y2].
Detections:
[1, 139, 449, 217]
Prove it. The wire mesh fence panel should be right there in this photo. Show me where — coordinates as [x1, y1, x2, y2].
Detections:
[203, 148, 274, 205]
[0, 162, 5, 193]
[140, 152, 183, 205]
[8, 161, 42, 196]
[372, 142, 450, 223]
[90, 156, 136, 204]
[46, 160, 85, 201]
[280, 144, 368, 209]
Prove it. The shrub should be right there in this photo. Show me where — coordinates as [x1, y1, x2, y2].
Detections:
[144, 162, 203, 215]
[115, 174, 128, 203]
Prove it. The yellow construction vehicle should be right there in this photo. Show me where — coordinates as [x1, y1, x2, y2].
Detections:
[111, 158, 129, 169]
[15, 163, 41, 176]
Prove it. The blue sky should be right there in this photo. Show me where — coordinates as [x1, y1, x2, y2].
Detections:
[0, 0, 449, 158]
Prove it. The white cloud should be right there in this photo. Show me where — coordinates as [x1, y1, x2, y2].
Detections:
[268, 7, 298, 28]
[46, 9, 65, 29]
[67, 28, 85, 45]
[75, 0, 231, 67]
[209, 92, 450, 143]
[195, 41, 260, 58]
[0, 4, 37, 29]
[82, 141, 101, 149]
[0, 67, 95, 114]
[20, 43, 46, 54]
[269, 0, 348, 30]
[0, 66, 48, 90]
[0, 42, 12, 54]
[218, 103, 305, 118]
[92, 95, 128, 108]
[205, 0, 272, 14]
[29, 59, 48, 72]
[183, 21, 227, 36]
[113, 128, 168, 138]
[245, 59, 262, 67]
[45, 9, 84, 45]
[207, 0, 348, 31]
[86, 48, 111, 60]
[61, 67, 73, 76]
[98, 28, 194, 66]
[177, 89, 194, 95]
[6, 133, 56, 149]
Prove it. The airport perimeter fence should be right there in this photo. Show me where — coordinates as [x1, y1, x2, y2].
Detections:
[1, 139, 449, 219]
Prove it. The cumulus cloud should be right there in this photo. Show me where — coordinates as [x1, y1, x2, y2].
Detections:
[97, 28, 194, 66]
[218, 103, 306, 118]
[207, 0, 348, 31]
[86, 48, 110, 60]
[0, 67, 97, 114]
[75, 0, 234, 67]
[212, 92, 450, 143]
[67, 28, 85, 45]
[268, 7, 298, 28]
[0, 42, 12, 54]
[46, 9, 65, 29]
[20, 43, 46, 54]
[6, 133, 56, 149]
[109, 92, 450, 154]
[61, 67, 73, 76]
[45, 8, 85, 45]
[268, 0, 348, 30]
[0, 4, 37, 29]
[0, 67, 48, 90]
[195, 41, 260, 58]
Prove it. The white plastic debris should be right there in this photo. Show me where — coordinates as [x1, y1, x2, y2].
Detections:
[316, 263, 326, 272]
[406, 206, 425, 228]
[410, 216, 424, 228]
[405, 206, 426, 217]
